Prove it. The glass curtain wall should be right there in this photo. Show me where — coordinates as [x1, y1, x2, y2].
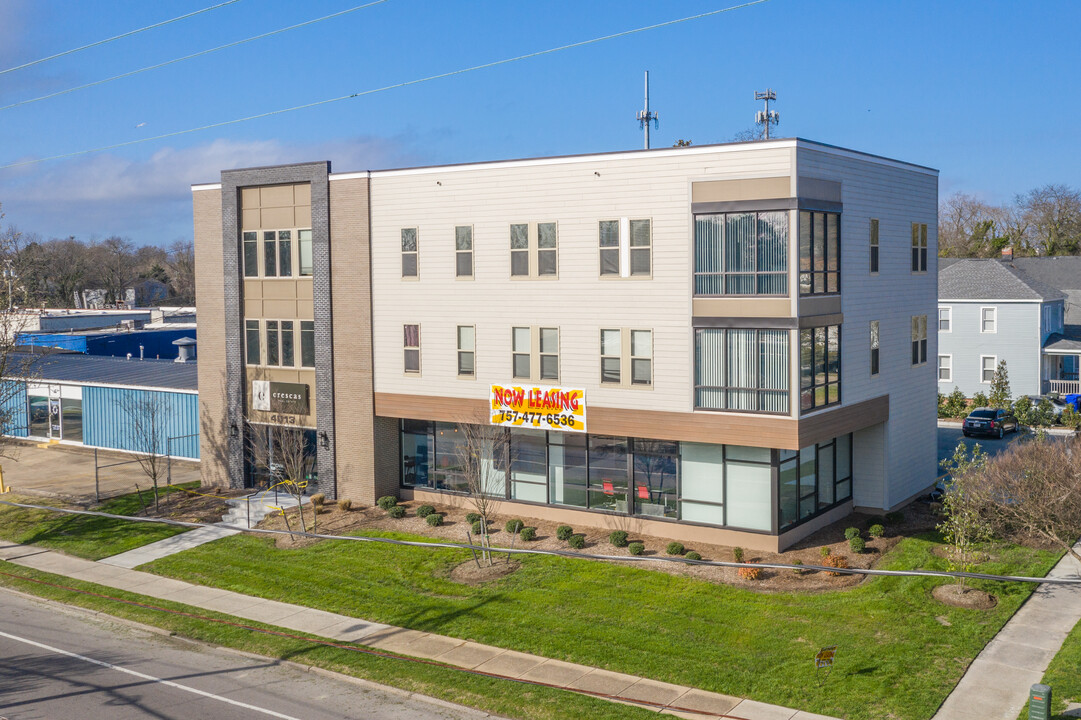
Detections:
[778, 433, 853, 530]
[694, 211, 788, 296]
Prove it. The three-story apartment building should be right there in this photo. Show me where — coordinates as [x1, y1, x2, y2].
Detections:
[193, 139, 938, 551]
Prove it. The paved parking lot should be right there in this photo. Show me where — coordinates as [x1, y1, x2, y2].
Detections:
[0, 440, 200, 502]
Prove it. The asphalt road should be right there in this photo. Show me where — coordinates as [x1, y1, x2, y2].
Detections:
[0, 590, 479, 720]
[936, 425, 1027, 480]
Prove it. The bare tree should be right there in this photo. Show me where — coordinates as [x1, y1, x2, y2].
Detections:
[117, 392, 171, 513]
[938, 443, 993, 587]
[247, 421, 317, 536]
[967, 435, 1081, 566]
[95, 236, 137, 306]
[1017, 184, 1081, 256]
[455, 415, 512, 566]
[166, 241, 196, 304]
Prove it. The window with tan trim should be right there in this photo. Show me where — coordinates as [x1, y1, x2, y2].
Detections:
[404, 324, 420, 374]
[401, 228, 418, 278]
[510, 223, 558, 278]
[457, 325, 475, 377]
[455, 226, 473, 278]
[512, 326, 559, 380]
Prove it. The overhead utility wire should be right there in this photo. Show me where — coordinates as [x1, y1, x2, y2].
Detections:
[0, 0, 770, 171]
[0, 0, 392, 113]
[2, 499, 1078, 585]
[0, 0, 243, 76]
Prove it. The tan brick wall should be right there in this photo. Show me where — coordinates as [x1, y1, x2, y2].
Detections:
[193, 188, 230, 488]
[329, 177, 382, 505]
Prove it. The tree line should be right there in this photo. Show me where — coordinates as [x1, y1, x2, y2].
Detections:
[939, 183, 1081, 258]
[0, 204, 194, 308]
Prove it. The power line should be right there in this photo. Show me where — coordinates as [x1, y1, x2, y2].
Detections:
[0, 0, 770, 171]
[0, 0, 392, 113]
[0, 0, 244, 76]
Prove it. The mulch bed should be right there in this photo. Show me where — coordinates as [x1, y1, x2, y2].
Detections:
[132, 485, 245, 524]
[933, 584, 998, 610]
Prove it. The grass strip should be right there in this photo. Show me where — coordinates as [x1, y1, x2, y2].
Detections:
[0, 486, 198, 560]
[1018, 615, 1081, 719]
[144, 529, 1061, 720]
[0, 562, 659, 720]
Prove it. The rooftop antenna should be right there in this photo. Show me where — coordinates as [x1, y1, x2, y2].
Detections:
[636, 71, 659, 149]
[754, 88, 779, 140]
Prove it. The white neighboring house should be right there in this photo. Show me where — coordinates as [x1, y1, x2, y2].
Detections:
[938, 258, 1070, 398]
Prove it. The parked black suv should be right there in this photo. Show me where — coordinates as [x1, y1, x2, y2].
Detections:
[962, 407, 1019, 439]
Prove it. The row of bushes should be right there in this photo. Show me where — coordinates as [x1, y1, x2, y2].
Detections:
[938, 388, 1081, 428]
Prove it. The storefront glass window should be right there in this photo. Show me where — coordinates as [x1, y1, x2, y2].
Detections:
[432, 422, 467, 492]
[587, 435, 629, 512]
[28, 396, 48, 437]
[679, 442, 724, 525]
[726, 457, 772, 531]
[549, 432, 587, 507]
[61, 398, 83, 443]
[632, 439, 678, 518]
[401, 419, 433, 488]
[510, 428, 545, 502]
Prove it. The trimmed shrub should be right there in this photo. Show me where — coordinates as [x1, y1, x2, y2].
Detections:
[819, 546, 832, 558]
[666, 541, 685, 556]
[684, 551, 702, 561]
[416, 505, 435, 518]
[609, 530, 629, 548]
[866, 514, 886, 527]
[471, 520, 484, 536]
[310, 493, 326, 508]
[376, 496, 398, 510]
[849, 536, 866, 554]
[336, 498, 352, 512]
[628, 541, 645, 556]
[732, 547, 744, 563]
[556, 525, 574, 541]
[826, 554, 849, 576]
[426, 513, 444, 527]
[792, 559, 804, 575]
[505, 519, 524, 534]
[868, 523, 885, 538]
[885, 511, 904, 525]
[519, 526, 537, 542]
[568, 534, 586, 550]
[465, 512, 483, 524]
[387, 505, 406, 519]
[737, 560, 761, 580]
[844, 527, 861, 540]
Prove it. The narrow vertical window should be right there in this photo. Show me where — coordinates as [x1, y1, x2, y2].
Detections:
[280, 320, 294, 367]
[510, 224, 529, 276]
[404, 324, 420, 373]
[263, 231, 277, 277]
[245, 319, 260, 365]
[798, 211, 839, 295]
[512, 327, 530, 378]
[981, 307, 997, 333]
[455, 226, 473, 278]
[870, 320, 880, 376]
[599, 221, 619, 276]
[300, 321, 315, 368]
[298, 229, 313, 276]
[266, 320, 280, 366]
[939, 306, 952, 332]
[629, 219, 651, 276]
[539, 327, 559, 379]
[243, 232, 259, 277]
[981, 355, 996, 383]
[600, 329, 621, 383]
[911, 315, 927, 365]
[869, 219, 879, 274]
[631, 329, 652, 385]
[911, 223, 928, 272]
[799, 325, 841, 411]
[938, 355, 952, 382]
[401, 228, 418, 278]
[537, 222, 558, 276]
[277, 230, 292, 277]
[457, 325, 475, 376]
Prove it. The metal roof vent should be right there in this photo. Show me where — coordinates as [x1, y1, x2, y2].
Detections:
[173, 336, 197, 363]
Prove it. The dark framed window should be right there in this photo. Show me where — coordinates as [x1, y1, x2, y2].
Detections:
[695, 211, 788, 295]
[694, 328, 790, 414]
[779, 434, 852, 530]
[799, 210, 840, 295]
[869, 218, 879, 274]
[632, 439, 678, 518]
[800, 324, 841, 412]
[870, 320, 880, 377]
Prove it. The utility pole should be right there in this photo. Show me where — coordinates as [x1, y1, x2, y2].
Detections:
[636, 71, 659, 150]
[754, 88, 780, 140]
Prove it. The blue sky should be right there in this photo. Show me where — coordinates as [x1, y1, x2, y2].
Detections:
[1, 0, 1079, 246]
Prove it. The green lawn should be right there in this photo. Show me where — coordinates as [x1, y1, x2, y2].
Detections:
[142, 529, 1061, 720]
[0, 564, 652, 720]
[0, 485, 195, 560]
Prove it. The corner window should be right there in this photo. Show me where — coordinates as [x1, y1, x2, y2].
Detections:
[870, 320, 880, 376]
[404, 324, 420, 374]
[401, 228, 418, 278]
[869, 218, 879, 274]
[911, 315, 927, 366]
[695, 328, 790, 413]
[300, 321, 315, 368]
[457, 325, 475, 376]
[298, 229, 313, 276]
[243, 232, 258, 277]
[695, 211, 788, 296]
[512, 327, 530, 378]
[799, 211, 839, 295]
[245, 319, 260, 365]
[800, 325, 840, 412]
[938, 354, 952, 382]
[911, 222, 928, 272]
[939, 306, 952, 332]
[981, 307, 997, 333]
[981, 355, 996, 383]
[539, 327, 559, 380]
[600, 329, 621, 383]
[455, 226, 473, 278]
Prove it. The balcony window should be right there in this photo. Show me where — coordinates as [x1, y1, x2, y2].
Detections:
[799, 211, 840, 295]
[694, 328, 789, 413]
[800, 325, 841, 412]
[694, 211, 788, 296]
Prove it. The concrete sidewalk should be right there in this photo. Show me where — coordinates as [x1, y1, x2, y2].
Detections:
[932, 544, 1081, 720]
[0, 539, 837, 720]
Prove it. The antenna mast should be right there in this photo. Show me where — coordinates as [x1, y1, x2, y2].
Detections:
[754, 89, 779, 140]
[636, 71, 659, 149]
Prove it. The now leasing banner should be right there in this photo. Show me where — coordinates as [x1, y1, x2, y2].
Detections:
[490, 384, 587, 433]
